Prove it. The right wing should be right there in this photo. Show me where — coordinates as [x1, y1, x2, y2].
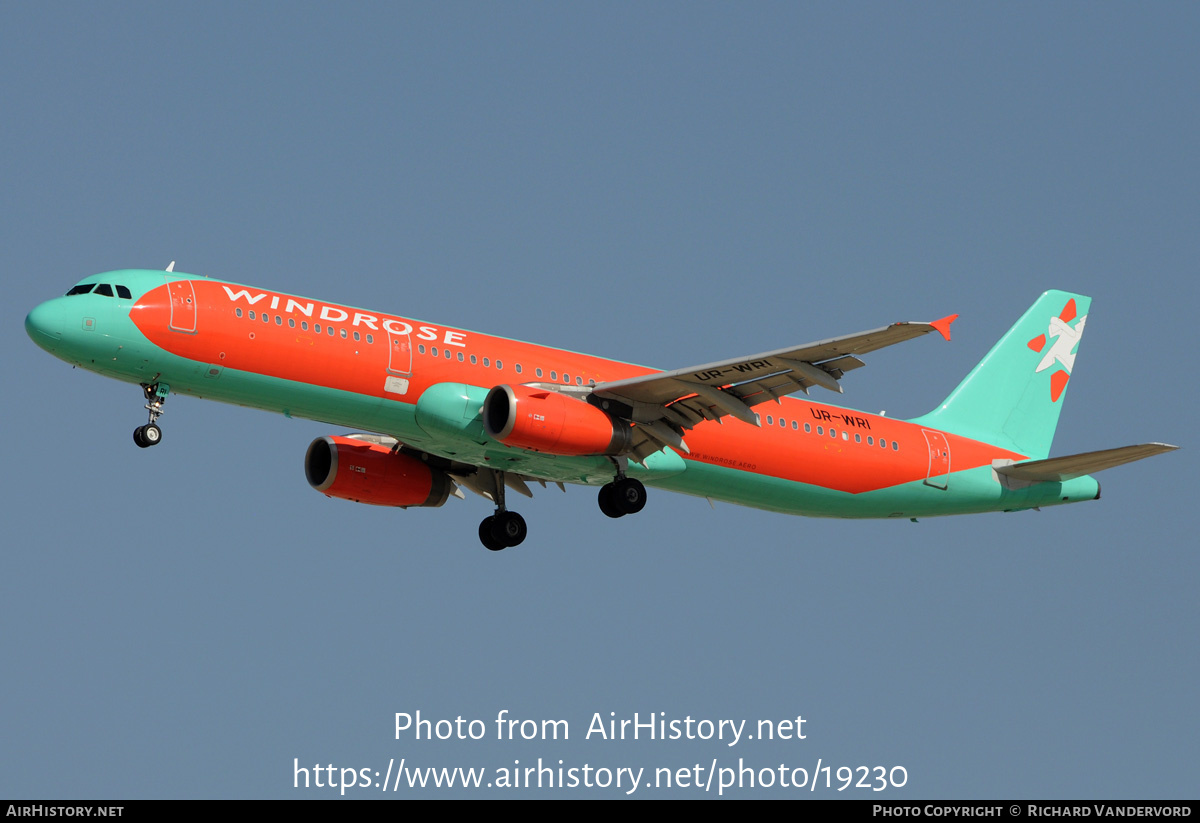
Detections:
[590, 315, 958, 460]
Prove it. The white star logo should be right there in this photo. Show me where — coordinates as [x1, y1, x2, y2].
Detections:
[1035, 314, 1086, 374]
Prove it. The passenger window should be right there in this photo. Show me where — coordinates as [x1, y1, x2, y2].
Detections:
[855, 434, 861, 443]
[892, 441, 899, 451]
[551, 371, 557, 380]
[276, 316, 283, 325]
[767, 416, 774, 425]
[804, 423, 811, 433]
[536, 368, 543, 377]
[94, 284, 113, 297]
[366, 334, 373, 343]
[353, 331, 360, 341]
[515, 363, 522, 373]
[314, 323, 321, 333]
[116, 285, 132, 299]
[842, 431, 848, 440]
[792, 421, 798, 430]
[289, 319, 296, 328]
[262, 313, 269, 323]
[496, 360, 503, 369]
[867, 437, 874, 445]
[470, 354, 477, 364]
[302, 321, 308, 330]
[235, 308, 243, 318]
[576, 376, 583, 385]
[340, 328, 347, 338]
[817, 426, 823, 435]
[250, 311, 256, 320]
[483, 358, 490, 367]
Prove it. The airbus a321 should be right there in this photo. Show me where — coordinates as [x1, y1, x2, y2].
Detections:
[25, 267, 1176, 550]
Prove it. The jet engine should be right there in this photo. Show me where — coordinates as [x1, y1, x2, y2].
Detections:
[304, 436, 453, 508]
[483, 384, 631, 456]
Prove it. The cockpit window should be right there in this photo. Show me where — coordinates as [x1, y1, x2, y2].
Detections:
[94, 284, 114, 297]
[116, 285, 131, 299]
[65, 284, 95, 296]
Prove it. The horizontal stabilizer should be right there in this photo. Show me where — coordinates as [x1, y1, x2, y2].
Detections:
[995, 442, 1178, 482]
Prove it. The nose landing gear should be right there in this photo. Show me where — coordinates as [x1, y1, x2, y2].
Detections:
[133, 382, 169, 448]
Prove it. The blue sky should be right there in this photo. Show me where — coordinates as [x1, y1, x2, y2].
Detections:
[2, 3, 1195, 798]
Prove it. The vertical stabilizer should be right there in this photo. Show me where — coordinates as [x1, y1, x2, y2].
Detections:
[910, 290, 1090, 459]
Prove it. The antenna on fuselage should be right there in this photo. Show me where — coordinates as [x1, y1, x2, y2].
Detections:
[165, 261, 176, 272]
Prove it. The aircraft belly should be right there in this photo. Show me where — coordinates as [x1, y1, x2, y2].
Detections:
[651, 461, 1094, 519]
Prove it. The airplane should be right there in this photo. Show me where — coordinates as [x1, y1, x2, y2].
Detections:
[24, 267, 1177, 550]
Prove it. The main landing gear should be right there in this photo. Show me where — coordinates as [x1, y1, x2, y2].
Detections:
[133, 382, 169, 448]
[597, 457, 647, 518]
[478, 470, 527, 552]
[597, 476, 647, 518]
[472, 463, 648, 551]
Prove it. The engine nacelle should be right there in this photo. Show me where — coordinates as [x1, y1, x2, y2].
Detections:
[483, 384, 631, 456]
[304, 436, 453, 508]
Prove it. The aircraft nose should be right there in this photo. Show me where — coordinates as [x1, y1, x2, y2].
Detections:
[25, 300, 64, 352]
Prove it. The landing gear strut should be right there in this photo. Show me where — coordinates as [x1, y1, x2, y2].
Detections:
[598, 457, 647, 518]
[133, 382, 169, 448]
[478, 470, 527, 551]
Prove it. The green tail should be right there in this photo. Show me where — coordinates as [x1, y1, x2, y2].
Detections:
[910, 290, 1091, 459]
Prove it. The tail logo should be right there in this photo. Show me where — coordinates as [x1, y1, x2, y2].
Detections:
[1026, 299, 1087, 403]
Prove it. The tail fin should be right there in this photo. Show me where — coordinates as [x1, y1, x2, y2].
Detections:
[910, 290, 1090, 459]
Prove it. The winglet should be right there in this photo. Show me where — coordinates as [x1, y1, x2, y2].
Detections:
[930, 314, 958, 342]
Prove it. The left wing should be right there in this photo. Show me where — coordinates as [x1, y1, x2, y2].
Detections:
[343, 433, 565, 500]
[590, 315, 957, 461]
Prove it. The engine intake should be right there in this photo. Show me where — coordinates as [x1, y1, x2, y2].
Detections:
[305, 436, 452, 508]
[483, 384, 631, 456]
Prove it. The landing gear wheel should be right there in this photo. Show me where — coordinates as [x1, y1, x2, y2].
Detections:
[134, 424, 162, 448]
[598, 483, 624, 518]
[490, 511, 527, 548]
[141, 423, 162, 446]
[612, 477, 647, 515]
[479, 517, 506, 551]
